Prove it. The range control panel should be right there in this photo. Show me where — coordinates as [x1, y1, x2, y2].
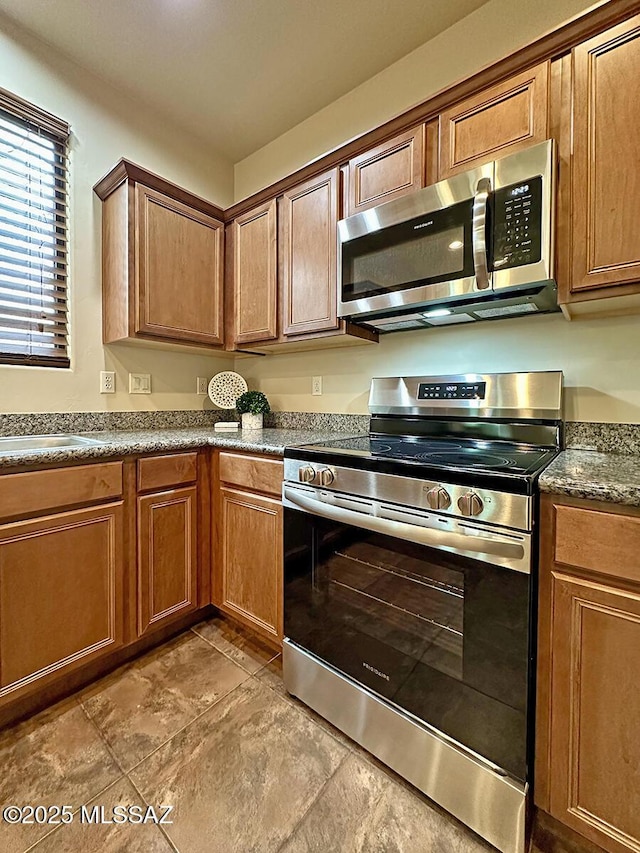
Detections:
[417, 381, 486, 400]
[492, 175, 543, 270]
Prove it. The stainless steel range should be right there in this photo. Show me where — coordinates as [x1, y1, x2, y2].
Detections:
[282, 371, 563, 853]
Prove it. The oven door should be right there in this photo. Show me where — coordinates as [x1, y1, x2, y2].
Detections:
[337, 164, 492, 319]
[283, 484, 532, 782]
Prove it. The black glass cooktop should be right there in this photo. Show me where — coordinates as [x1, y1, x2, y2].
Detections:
[292, 434, 558, 480]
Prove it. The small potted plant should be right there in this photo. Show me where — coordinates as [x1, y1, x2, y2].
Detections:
[235, 390, 270, 430]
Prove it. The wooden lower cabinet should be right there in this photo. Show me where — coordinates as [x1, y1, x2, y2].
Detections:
[536, 494, 640, 853]
[137, 486, 198, 636]
[0, 503, 124, 697]
[218, 485, 283, 644]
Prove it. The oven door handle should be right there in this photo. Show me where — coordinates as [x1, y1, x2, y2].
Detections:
[283, 486, 528, 573]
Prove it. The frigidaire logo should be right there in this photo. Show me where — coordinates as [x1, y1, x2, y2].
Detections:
[413, 220, 434, 230]
[363, 661, 390, 681]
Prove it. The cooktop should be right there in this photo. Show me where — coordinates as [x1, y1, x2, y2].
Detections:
[287, 434, 559, 493]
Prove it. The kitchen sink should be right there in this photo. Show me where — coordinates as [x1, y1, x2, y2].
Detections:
[0, 434, 106, 453]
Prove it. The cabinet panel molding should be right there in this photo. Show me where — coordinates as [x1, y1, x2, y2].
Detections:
[438, 63, 549, 178]
[137, 487, 198, 636]
[136, 184, 224, 344]
[537, 493, 640, 853]
[233, 199, 278, 343]
[281, 168, 340, 336]
[570, 17, 640, 294]
[220, 486, 283, 641]
[0, 503, 124, 694]
[549, 573, 640, 852]
[347, 126, 425, 216]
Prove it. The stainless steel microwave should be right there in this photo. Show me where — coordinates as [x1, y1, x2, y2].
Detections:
[337, 140, 557, 332]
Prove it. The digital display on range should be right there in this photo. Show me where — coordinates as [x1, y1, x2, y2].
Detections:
[417, 381, 487, 400]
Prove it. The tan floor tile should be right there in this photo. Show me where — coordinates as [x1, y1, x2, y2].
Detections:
[281, 752, 494, 853]
[191, 616, 278, 673]
[0, 699, 121, 853]
[79, 631, 249, 771]
[28, 777, 174, 853]
[130, 678, 348, 853]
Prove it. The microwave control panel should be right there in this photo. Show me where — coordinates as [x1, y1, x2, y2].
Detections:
[492, 176, 543, 270]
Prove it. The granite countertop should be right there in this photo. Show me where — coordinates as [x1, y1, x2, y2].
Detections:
[0, 427, 360, 470]
[539, 449, 640, 507]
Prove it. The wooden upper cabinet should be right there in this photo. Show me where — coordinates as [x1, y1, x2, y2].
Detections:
[438, 63, 550, 179]
[346, 126, 425, 216]
[136, 186, 224, 345]
[232, 199, 278, 344]
[281, 168, 340, 336]
[569, 17, 640, 295]
[94, 160, 225, 349]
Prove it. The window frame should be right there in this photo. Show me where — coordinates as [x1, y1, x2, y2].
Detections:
[0, 87, 70, 369]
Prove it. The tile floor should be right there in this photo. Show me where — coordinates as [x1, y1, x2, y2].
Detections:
[0, 618, 535, 852]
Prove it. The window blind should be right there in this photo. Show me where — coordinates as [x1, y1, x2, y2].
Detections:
[0, 90, 69, 368]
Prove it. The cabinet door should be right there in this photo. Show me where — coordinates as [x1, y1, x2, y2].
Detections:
[137, 487, 198, 636]
[232, 199, 278, 344]
[281, 168, 340, 336]
[346, 127, 425, 216]
[220, 487, 282, 642]
[438, 63, 549, 179]
[547, 571, 640, 853]
[570, 17, 640, 293]
[0, 504, 124, 696]
[136, 184, 224, 345]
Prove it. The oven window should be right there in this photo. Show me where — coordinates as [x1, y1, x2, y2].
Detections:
[341, 199, 473, 302]
[328, 538, 464, 681]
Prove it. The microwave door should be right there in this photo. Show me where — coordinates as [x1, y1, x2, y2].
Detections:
[338, 164, 492, 319]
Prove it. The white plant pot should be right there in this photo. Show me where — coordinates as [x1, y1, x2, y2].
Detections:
[241, 413, 263, 430]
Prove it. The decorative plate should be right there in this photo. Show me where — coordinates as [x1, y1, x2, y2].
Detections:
[208, 371, 248, 409]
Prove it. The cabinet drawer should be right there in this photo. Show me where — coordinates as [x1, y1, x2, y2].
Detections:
[219, 452, 283, 496]
[138, 452, 198, 492]
[555, 504, 640, 583]
[0, 462, 123, 520]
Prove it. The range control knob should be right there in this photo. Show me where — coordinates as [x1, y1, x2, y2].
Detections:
[425, 487, 451, 510]
[318, 467, 335, 487]
[458, 492, 484, 517]
[298, 465, 317, 484]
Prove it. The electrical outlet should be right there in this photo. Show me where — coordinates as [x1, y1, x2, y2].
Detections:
[100, 371, 115, 394]
[129, 373, 151, 394]
[312, 376, 323, 396]
[196, 376, 208, 395]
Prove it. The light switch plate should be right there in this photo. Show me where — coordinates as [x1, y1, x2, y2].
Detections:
[129, 373, 151, 394]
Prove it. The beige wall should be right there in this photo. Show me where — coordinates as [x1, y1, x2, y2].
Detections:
[233, 0, 640, 425]
[234, 0, 596, 199]
[240, 313, 640, 424]
[0, 14, 234, 414]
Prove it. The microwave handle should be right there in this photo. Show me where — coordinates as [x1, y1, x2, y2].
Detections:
[472, 177, 491, 291]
